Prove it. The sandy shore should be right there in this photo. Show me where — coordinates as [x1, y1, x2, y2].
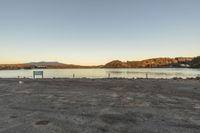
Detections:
[0, 78, 200, 133]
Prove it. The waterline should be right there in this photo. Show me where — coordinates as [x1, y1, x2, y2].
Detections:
[0, 68, 199, 79]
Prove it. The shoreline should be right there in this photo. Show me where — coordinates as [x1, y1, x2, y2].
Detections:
[0, 67, 200, 70]
[0, 77, 200, 80]
[0, 68, 199, 80]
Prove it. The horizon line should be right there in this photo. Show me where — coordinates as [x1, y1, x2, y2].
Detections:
[0, 56, 196, 66]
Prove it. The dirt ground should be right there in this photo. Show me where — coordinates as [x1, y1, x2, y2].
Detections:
[0, 78, 200, 133]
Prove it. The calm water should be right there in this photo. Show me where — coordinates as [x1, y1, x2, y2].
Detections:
[0, 68, 200, 79]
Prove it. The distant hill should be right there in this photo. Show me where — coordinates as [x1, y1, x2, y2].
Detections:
[25, 61, 83, 69]
[0, 57, 199, 70]
[24, 61, 101, 69]
[104, 57, 193, 68]
[26, 61, 66, 66]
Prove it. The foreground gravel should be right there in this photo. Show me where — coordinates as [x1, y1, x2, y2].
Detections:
[0, 78, 200, 133]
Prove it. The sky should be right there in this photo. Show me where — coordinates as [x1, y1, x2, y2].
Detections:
[0, 0, 200, 65]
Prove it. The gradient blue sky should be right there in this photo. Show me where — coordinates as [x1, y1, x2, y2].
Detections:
[0, 0, 199, 65]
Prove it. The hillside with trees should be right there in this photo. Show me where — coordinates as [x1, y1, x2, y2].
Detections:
[104, 57, 193, 68]
[0, 57, 199, 70]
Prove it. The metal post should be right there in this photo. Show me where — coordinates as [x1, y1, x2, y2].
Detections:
[33, 72, 35, 79]
[146, 73, 148, 79]
[73, 74, 75, 78]
[108, 73, 110, 78]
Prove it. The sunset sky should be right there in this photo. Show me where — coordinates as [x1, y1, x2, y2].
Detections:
[0, 0, 199, 65]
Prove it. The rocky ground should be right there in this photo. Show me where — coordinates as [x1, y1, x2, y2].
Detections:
[0, 78, 200, 133]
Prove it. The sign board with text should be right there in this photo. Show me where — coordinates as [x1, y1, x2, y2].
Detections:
[33, 71, 44, 79]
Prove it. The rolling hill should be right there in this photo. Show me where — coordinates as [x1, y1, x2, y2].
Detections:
[0, 57, 199, 70]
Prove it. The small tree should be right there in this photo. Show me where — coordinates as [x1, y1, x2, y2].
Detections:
[192, 56, 200, 63]
[191, 56, 200, 68]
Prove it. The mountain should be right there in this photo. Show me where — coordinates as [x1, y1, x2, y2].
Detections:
[25, 61, 83, 69]
[26, 61, 66, 66]
[0, 57, 199, 70]
[24, 61, 101, 69]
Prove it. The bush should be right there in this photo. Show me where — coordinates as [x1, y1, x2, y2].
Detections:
[191, 56, 200, 68]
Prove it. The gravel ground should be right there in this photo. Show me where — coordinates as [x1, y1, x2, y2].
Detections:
[0, 78, 200, 133]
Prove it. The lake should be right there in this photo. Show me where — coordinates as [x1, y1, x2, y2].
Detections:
[0, 68, 200, 79]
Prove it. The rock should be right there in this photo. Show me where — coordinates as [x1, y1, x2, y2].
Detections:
[19, 81, 24, 84]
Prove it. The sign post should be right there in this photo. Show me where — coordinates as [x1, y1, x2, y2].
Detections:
[33, 71, 44, 79]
